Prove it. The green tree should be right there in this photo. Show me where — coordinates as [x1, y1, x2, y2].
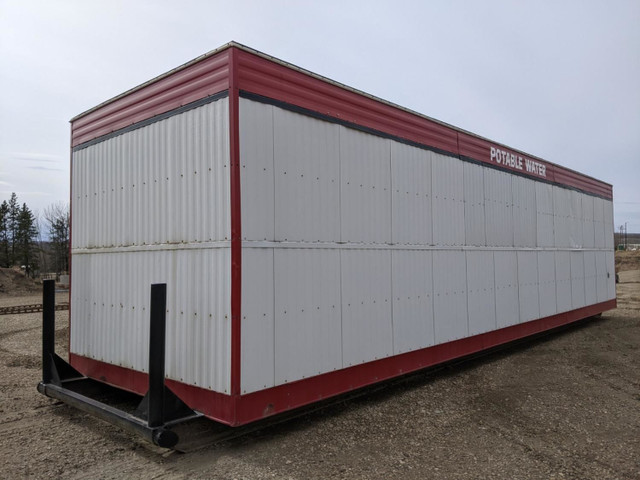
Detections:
[7, 192, 19, 265]
[43, 203, 70, 273]
[0, 200, 9, 267]
[14, 203, 39, 277]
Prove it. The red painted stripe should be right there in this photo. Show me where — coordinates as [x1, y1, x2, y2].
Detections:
[228, 48, 243, 407]
[70, 299, 615, 427]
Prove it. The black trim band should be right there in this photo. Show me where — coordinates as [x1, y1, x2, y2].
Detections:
[72, 90, 229, 152]
[239, 91, 610, 201]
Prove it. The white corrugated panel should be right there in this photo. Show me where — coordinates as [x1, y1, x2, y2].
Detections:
[537, 251, 557, 318]
[72, 99, 230, 248]
[340, 127, 391, 243]
[581, 194, 595, 248]
[570, 251, 586, 309]
[273, 107, 340, 242]
[241, 248, 275, 394]
[240, 98, 275, 241]
[466, 251, 496, 335]
[391, 142, 432, 245]
[391, 250, 434, 354]
[603, 200, 614, 249]
[517, 251, 540, 323]
[553, 186, 571, 248]
[569, 191, 583, 248]
[606, 250, 616, 299]
[433, 250, 468, 342]
[595, 251, 608, 303]
[535, 182, 554, 247]
[463, 163, 486, 246]
[71, 248, 231, 392]
[494, 251, 519, 328]
[512, 176, 537, 247]
[593, 197, 606, 248]
[555, 251, 572, 313]
[341, 250, 393, 366]
[583, 251, 597, 306]
[432, 154, 465, 246]
[484, 168, 513, 247]
[274, 249, 342, 384]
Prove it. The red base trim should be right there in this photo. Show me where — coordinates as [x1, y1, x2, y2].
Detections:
[70, 299, 615, 427]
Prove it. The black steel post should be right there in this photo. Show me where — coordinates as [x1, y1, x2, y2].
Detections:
[42, 279, 56, 385]
[148, 283, 167, 428]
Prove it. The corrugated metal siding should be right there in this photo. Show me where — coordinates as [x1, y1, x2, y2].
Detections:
[571, 251, 586, 309]
[553, 186, 571, 248]
[512, 176, 537, 247]
[71, 98, 231, 393]
[72, 99, 230, 248]
[432, 154, 465, 246]
[71, 248, 231, 392]
[463, 163, 486, 246]
[605, 250, 616, 299]
[583, 251, 597, 306]
[537, 251, 557, 318]
[581, 194, 595, 248]
[433, 250, 468, 343]
[569, 191, 584, 248]
[555, 251, 572, 313]
[341, 250, 393, 366]
[391, 250, 434, 354]
[494, 251, 519, 329]
[517, 251, 540, 323]
[604, 200, 614, 249]
[595, 251, 608, 302]
[273, 107, 340, 242]
[593, 197, 606, 248]
[340, 128, 391, 243]
[391, 142, 432, 245]
[466, 251, 496, 335]
[274, 249, 342, 383]
[237, 98, 615, 394]
[484, 169, 513, 247]
[536, 182, 555, 247]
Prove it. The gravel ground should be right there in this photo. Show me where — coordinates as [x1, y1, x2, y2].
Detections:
[0, 275, 638, 480]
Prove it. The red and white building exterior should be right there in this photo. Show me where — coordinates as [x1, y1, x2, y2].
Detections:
[69, 43, 616, 426]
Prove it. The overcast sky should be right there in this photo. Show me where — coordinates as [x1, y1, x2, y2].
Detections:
[1, 0, 638, 231]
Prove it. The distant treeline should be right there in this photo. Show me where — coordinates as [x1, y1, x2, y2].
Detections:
[0, 192, 69, 277]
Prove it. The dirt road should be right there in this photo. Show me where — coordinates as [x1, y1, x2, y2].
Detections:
[1, 278, 638, 479]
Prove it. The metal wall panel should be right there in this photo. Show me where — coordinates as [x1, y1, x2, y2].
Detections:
[340, 128, 392, 243]
[555, 251, 572, 313]
[466, 251, 496, 335]
[569, 191, 583, 248]
[604, 200, 614, 249]
[274, 249, 342, 384]
[535, 182, 554, 247]
[484, 169, 513, 247]
[517, 251, 540, 323]
[72, 99, 231, 249]
[512, 176, 537, 247]
[240, 98, 275, 241]
[583, 251, 597, 307]
[433, 250, 468, 342]
[463, 163, 486, 246]
[341, 250, 393, 366]
[273, 107, 340, 242]
[494, 251, 519, 328]
[606, 250, 616, 299]
[537, 251, 557, 318]
[581, 194, 595, 248]
[241, 248, 275, 394]
[593, 196, 606, 248]
[595, 251, 608, 303]
[570, 251, 586, 309]
[71, 248, 231, 393]
[391, 142, 432, 245]
[553, 186, 571, 248]
[432, 154, 465, 246]
[391, 251, 435, 354]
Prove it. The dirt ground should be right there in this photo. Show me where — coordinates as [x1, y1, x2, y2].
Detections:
[1, 262, 638, 479]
